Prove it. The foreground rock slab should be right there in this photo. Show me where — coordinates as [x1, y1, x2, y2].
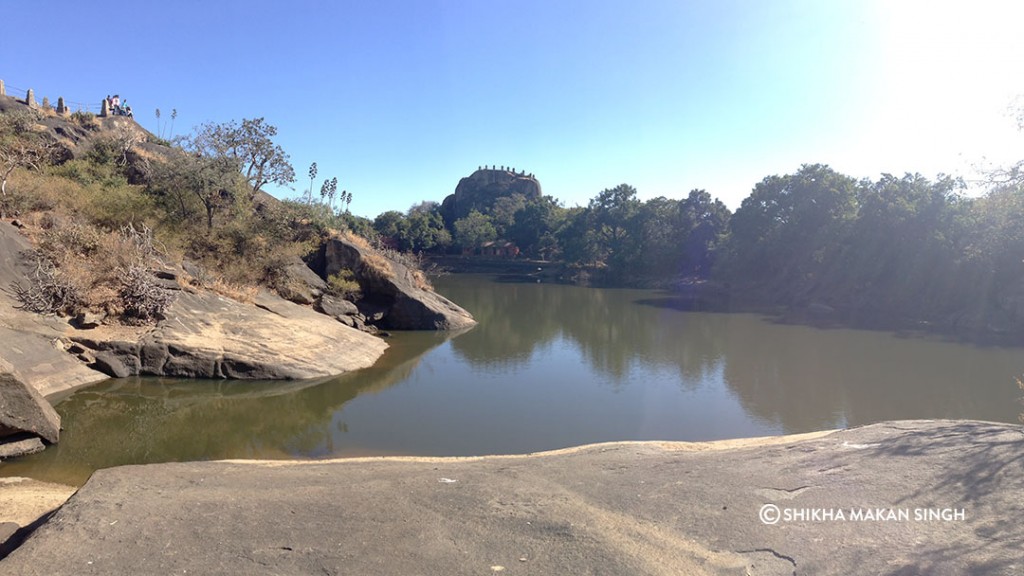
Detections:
[2, 420, 1022, 575]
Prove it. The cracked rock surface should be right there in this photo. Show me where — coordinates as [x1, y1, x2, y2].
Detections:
[1, 420, 1021, 575]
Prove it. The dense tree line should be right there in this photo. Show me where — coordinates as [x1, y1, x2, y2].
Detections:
[717, 164, 1024, 336]
[372, 161, 1024, 337]
[372, 185, 730, 283]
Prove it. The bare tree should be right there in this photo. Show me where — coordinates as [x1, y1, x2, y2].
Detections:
[182, 117, 295, 200]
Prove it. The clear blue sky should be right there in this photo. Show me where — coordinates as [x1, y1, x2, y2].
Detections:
[3, 0, 1023, 218]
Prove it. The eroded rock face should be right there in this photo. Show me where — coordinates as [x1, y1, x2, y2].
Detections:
[440, 168, 542, 226]
[320, 236, 476, 331]
[73, 290, 388, 380]
[0, 359, 60, 446]
[273, 255, 329, 306]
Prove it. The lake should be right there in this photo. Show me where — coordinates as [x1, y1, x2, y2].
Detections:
[4, 274, 1022, 485]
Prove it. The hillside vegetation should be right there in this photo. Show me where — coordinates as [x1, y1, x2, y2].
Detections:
[0, 95, 377, 325]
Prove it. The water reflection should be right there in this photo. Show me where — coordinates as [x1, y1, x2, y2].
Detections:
[440, 275, 1023, 433]
[445, 278, 728, 384]
[3, 275, 1021, 486]
[1, 331, 457, 485]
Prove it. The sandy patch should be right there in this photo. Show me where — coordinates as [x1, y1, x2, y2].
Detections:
[0, 477, 76, 527]
[217, 429, 841, 468]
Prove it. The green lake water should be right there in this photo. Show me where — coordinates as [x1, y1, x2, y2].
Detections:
[4, 274, 1023, 485]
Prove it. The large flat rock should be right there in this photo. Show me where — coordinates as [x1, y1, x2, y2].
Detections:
[2, 420, 1021, 575]
[75, 290, 389, 380]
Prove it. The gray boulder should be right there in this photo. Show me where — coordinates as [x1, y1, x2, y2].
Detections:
[0, 359, 60, 444]
[273, 256, 329, 306]
[0, 436, 45, 459]
[316, 293, 359, 318]
[321, 236, 476, 331]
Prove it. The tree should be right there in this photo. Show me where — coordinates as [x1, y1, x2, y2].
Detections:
[678, 189, 730, 275]
[508, 195, 563, 258]
[454, 210, 497, 251]
[589, 184, 641, 271]
[719, 164, 857, 292]
[374, 210, 407, 241]
[182, 117, 295, 199]
[404, 205, 451, 252]
[320, 177, 338, 211]
[149, 154, 244, 230]
[307, 162, 318, 205]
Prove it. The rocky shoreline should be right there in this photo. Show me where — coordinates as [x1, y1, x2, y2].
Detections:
[0, 220, 475, 460]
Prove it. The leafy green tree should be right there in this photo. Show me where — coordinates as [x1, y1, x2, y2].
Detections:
[508, 195, 563, 258]
[557, 207, 599, 264]
[589, 184, 641, 272]
[374, 210, 407, 241]
[454, 210, 497, 251]
[490, 194, 527, 237]
[835, 173, 968, 316]
[405, 207, 451, 252]
[719, 164, 857, 295]
[678, 189, 730, 275]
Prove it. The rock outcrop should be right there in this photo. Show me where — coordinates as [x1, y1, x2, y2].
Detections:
[72, 290, 388, 380]
[440, 168, 541, 226]
[0, 359, 61, 459]
[319, 235, 476, 331]
[0, 222, 108, 399]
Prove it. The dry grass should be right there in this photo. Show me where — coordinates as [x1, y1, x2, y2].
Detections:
[208, 278, 258, 303]
[337, 229, 435, 290]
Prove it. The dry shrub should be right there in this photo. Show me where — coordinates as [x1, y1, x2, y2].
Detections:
[12, 254, 83, 315]
[340, 229, 373, 251]
[18, 220, 174, 322]
[208, 278, 257, 303]
[6, 170, 84, 213]
[119, 264, 173, 324]
[361, 250, 393, 281]
[327, 269, 361, 300]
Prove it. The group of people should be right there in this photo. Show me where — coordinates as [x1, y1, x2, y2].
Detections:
[105, 94, 133, 117]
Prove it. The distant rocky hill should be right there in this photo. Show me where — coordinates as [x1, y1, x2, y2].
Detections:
[440, 167, 541, 226]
